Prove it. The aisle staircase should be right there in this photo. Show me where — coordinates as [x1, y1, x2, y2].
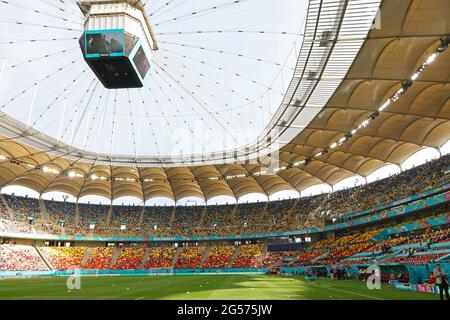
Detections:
[170, 247, 183, 268]
[227, 204, 239, 225]
[229, 246, 241, 267]
[137, 206, 145, 227]
[38, 199, 50, 224]
[169, 207, 177, 225]
[260, 243, 268, 257]
[34, 246, 52, 271]
[198, 206, 207, 227]
[311, 251, 329, 263]
[200, 245, 212, 267]
[288, 198, 301, 226]
[81, 247, 93, 267]
[74, 202, 80, 225]
[139, 248, 151, 269]
[109, 247, 122, 268]
[1, 194, 14, 220]
[105, 205, 113, 227]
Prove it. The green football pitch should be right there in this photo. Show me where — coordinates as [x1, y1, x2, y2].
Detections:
[0, 275, 439, 300]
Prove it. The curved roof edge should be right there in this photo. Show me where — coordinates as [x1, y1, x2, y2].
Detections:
[0, 0, 381, 168]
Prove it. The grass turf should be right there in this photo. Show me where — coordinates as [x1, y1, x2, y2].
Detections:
[0, 275, 439, 300]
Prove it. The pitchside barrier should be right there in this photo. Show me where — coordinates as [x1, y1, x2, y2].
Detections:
[393, 282, 440, 295]
[281, 263, 450, 284]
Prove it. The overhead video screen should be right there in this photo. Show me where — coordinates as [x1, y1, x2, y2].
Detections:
[85, 30, 124, 57]
[133, 45, 150, 78]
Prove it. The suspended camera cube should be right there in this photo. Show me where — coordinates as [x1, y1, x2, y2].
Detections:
[78, 0, 158, 89]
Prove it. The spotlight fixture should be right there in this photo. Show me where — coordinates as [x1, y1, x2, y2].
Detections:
[401, 79, 413, 90]
[436, 36, 449, 53]
[370, 111, 380, 120]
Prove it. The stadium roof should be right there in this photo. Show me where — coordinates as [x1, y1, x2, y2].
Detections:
[0, 0, 448, 202]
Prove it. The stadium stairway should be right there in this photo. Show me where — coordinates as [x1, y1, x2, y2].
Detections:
[260, 243, 268, 259]
[0, 194, 14, 220]
[255, 244, 268, 267]
[38, 199, 50, 224]
[81, 247, 93, 267]
[139, 248, 151, 269]
[286, 199, 300, 226]
[170, 247, 183, 268]
[109, 247, 122, 268]
[228, 246, 241, 267]
[74, 203, 80, 225]
[200, 245, 212, 266]
[310, 251, 329, 264]
[137, 207, 145, 227]
[169, 207, 176, 225]
[198, 206, 207, 227]
[289, 198, 301, 215]
[228, 203, 239, 223]
[105, 206, 113, 227]
[34, 246, 52, 271]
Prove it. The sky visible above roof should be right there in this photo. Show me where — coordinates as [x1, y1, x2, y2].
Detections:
[0, 0, 306, 157]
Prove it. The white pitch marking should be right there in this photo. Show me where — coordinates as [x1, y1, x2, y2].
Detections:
[317, 284, 384, 300]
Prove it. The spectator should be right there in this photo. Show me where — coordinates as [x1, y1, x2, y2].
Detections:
[433, 263, 449, 300]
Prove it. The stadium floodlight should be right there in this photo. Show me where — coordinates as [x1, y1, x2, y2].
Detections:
[43, 166, 60, 174]
[77, 0, 158, 89]
[436, 36, 449, 53]
[359, 119, 370, 128]
[68, 171, 76, 178]
[426, 52, 438, 65]
[378, 100, 391, 112]
[293, 160, 305, 166]
[410, 72, 420, 81]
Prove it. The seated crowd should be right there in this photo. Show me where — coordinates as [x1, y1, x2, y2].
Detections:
[40, 246, 87, 270]
[174, 247, 206, 269]
[232, 244, 264, 268]
[0, 243, 47, 271]
[0, 155, 447, 238]
[1, 217, 448, 272]
[111, 247, 145, 270]
[203, 246, 236, 268]
[83, 247, 114, 270]
[143, 247, 176, 269]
